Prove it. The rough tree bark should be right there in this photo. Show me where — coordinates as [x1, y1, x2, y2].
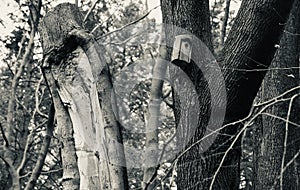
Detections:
[254, 1, 300, 189]
[161, 0, 213, 52]
[161, 0, 295, 189]
[39, 3, 128, 189]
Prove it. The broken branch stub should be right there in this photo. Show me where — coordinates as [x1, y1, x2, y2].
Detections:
[38, 2, 103, 153]
[39, 3, 84, 59]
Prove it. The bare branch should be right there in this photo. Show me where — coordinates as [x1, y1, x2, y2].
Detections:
[16, 33, 27, 60]
[153, 91, 300, 189]
[25, 103, 55, 190]
[255, 86, 300, 107]
[21, 168, 63, 179]
[271, 148, 300, 189]
[144, 132, 176, 189]
[83, 0, 101, 23]
[151, 90, 299, 189]
[261, 113, 300, 128]
[143, 35, 168, 189]
[279, 94, 297, 190]
[5, 62, 15, 76]
[222, 66, 300, 72]
[90, 8, 119, 34]
[151, 91, 299, 189]
[17, 131, 32, 175]
[95, 5, 160, 40]
[209, 107, 267, 189]
[209, 94, 300, 190]
[102, 27, 149, 46]
[3, 8, 37, 188]
[17, 77, 47, 174]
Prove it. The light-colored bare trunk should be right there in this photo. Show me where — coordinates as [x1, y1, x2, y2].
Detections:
[39, 3, 128, 189]
[142, 43, 168, 189]
[42, 65, 81, 189]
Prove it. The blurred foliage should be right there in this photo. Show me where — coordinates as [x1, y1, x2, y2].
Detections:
[210, 0, 236, 53]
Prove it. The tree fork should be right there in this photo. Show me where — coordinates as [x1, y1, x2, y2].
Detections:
[161, 0, 295, 189]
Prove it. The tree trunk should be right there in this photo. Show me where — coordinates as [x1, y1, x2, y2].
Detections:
[43, 64, 81, 190]
[142, 43, 168, 189]
[254, 1, 300, 189]
[39, 3, 128, 189]
[161, 0, 213, 52]
[161, 0, 295, 189]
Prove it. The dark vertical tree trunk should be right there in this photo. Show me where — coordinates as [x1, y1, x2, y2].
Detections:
[161, 1, 217, 189]
[161, 0, 295, 189]
[254, 1, 300, 189]
[161, 0, 213, 51]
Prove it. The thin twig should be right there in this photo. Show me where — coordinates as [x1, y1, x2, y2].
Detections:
[261, 112, 300, 128]
[209, 106, 272, 189]
[21, 168, 62, 179]
[151, 91, 299, 189]
[222, 66, 300, 72]
[91, 7, 119, 34]
[103, 27, 149, 46]
[17, 106, 41, 175]
[95, 5, 160, 40]
[255, 86, 300, 107]
[169, 163, 177, 188]
[83, 0, 101, 23]
[5, 62, 15, 76]
[279, 94, 297, 190]
[220, 0, 231, 46]
[271, 149, 300, 189]
[209, 93, 300, 190]
[144, 132, 176, 189]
